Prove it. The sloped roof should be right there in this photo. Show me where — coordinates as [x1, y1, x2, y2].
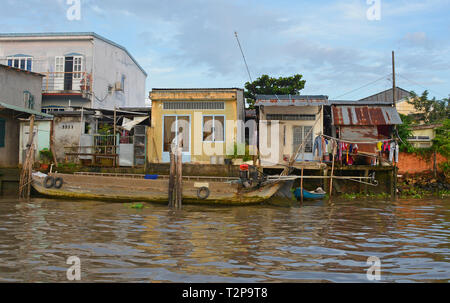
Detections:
[255, 95, 329, 106]
[359, 87, 411, 102]
[332, 106, 402, 126]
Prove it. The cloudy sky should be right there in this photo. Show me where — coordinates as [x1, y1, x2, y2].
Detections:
[1, 0, 449, 101]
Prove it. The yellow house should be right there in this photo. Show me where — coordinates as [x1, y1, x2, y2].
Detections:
[148, 88, 245, 164]
[408, 124, 442, 148]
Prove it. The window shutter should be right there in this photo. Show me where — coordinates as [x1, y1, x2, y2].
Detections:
[0, 118, 6, 148]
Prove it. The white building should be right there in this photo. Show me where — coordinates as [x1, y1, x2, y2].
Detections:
[0, 32, 147, 112]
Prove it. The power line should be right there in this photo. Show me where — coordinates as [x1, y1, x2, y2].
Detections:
[234, 31, 253, 83]
[332, 74, 391, 99]
[397, 73, 448, 100]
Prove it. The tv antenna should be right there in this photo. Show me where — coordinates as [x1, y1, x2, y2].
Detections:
[234, 31, 253, 82]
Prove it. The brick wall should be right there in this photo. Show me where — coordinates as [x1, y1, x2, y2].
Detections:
[397, 152, 447, 174]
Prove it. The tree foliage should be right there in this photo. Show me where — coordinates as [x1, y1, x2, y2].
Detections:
[407, 90, 450, 124]
[433, 119, 450, 158]
[397, 114, 415, 152]
[244, 74, 306, 108]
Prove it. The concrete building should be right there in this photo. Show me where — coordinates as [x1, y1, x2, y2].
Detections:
[0, 32, 147, 111]
[254, 95, 327, 166]
[0, 64, 52, 167]
[408, 124, 442, 149]
[148, 88, 245, 164]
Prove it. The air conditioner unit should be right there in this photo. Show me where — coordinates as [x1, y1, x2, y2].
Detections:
[114, 82, 123, 91]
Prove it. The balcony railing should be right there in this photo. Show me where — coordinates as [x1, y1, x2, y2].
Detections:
[42, 71, 92, 93]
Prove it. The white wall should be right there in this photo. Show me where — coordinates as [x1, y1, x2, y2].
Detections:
[92, 37, 147, 109]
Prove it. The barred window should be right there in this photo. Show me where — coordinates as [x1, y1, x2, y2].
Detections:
[163, 101, 224, 110]
[266, 114, 315, 121]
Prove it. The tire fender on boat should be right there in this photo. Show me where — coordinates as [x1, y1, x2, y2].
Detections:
[197, 187, 210, 200]
[54, 177, 64, 189]
[43, 176, 55, 188]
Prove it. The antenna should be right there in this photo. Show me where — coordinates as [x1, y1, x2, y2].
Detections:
[234, 31, 253, 82]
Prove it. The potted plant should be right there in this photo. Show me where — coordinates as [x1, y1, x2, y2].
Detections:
[39, 148, 53, 170]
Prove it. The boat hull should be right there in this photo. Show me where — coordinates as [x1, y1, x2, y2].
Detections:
[32, 173, 287, 205]
[294, 188, 326, 200]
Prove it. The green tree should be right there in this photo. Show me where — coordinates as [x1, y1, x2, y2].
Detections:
[397, 114, 415, 152]
[433, 119, 450, 158]
[407, 90, 450, 124]
[244, 74, 306, 108]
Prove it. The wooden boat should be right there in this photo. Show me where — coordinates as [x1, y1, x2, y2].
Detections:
[31, 172, 293, 205]
[294, 187, 326, 200]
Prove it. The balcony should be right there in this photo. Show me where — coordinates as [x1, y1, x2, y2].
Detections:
[42, 72, 92, 96]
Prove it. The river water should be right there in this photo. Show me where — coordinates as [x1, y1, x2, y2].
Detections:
[0, 197, 448, 283]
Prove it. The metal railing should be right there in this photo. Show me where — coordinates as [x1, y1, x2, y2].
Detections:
[42, 71, 92, 93]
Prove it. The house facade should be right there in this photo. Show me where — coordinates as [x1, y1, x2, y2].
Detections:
[0, 32, 147, 111]
[408, 124, 442, 149]
[0, 64, 52, 167]
[148, 88, 245, 164]
[254, 95, 327, 166]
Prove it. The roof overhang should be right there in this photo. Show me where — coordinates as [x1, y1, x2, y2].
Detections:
[0, 101, 53, 118]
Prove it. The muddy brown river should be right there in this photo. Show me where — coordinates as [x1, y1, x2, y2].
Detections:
[0, 197, 448, 282]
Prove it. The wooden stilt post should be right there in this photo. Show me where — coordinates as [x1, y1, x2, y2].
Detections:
[19, 115, 35, 199]
[168, 151, 175, 208]
[300, 168, 304, 204]
[329, 143, 336, 201]
[176, 146, 183, 209]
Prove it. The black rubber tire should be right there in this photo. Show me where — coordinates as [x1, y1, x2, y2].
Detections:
[54, 177, 64, 189]
[197, 187, 210, 200]
[43, 176, 55, 189]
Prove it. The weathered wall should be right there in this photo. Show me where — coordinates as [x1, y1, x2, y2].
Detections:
[258, 105, 323, 165]
[397, 152, 447, 174]
[0, 65, 43, 110]
[149, 89, 242, 164]
[92, 37, 147, 109]
[0, 112, 20, 167]
[0, 168, 20, 197]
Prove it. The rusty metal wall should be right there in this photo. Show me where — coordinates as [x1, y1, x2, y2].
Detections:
[340, 126, 378, 154]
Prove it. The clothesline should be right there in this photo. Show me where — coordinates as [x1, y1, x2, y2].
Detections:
[320, 134, 396, 145]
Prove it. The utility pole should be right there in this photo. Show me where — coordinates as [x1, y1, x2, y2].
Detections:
[392, 51, 396, 108]
[392, 50, 398, 201]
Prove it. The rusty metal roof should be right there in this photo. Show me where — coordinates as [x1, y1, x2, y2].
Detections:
[332, 106, 402, 126]
[255, 95, 329, 106]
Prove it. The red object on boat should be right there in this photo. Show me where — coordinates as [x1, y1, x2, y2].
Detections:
[240, 164, 249, 171]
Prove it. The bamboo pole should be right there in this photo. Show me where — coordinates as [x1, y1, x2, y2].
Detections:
[329, 142, 337, 200]
[300, 168, 304, 204]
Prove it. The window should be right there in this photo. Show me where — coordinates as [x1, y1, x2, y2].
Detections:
[23, 91, 34, 109]
[266, 114, 315, 121]
[121, 75, 126, 91]
[203, 116, 224, 142]
[163, 101, 225, 110]
[293, 126, 313, 154]
[163, 116, 190, 152]
[0, 118, 5, 148]
[7, 57, 33, 71]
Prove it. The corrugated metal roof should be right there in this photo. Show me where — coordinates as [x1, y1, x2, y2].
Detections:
[329, 99, 394, 106]
[359, 87, 411, 102]
[0, 101, 53, 118]
[255, 95, 329, 106]
[332, 106, 402, 126]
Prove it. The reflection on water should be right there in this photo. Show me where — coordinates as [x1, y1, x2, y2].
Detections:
[0, 197, 448, 282]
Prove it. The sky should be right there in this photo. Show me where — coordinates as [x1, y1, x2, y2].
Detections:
[1, 0, 449, 103]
